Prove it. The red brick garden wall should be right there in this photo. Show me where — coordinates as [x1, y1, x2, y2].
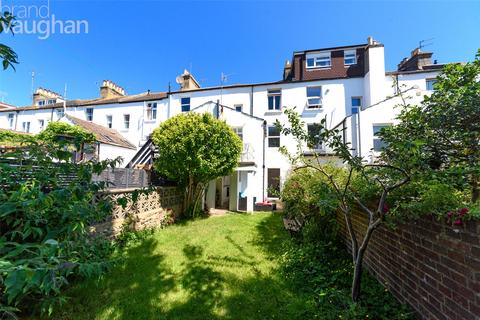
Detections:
[337, 212, 480, 320]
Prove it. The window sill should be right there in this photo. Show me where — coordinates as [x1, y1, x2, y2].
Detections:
[304, 107, 323, 112]
[264, 110, 282, 116]
[144, 120, 156, 124]
[306, 66, 331, 70]
[120, 129, 130, 133]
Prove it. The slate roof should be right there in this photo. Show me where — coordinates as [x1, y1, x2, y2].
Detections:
[65, 115, 136, 149]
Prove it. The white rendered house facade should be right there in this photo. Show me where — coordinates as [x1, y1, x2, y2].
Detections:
[0, 38, 447, 211]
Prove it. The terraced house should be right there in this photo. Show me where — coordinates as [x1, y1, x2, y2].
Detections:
[0, 37, 450, 212]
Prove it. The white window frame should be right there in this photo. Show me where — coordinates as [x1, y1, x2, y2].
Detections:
[351, 97, 362, 114]
[56, 109, 64, 119]
[22, 121, 30, 133]
[38, 119, 45, 130]
[7, 113, 14, 128]
[234, 104, 243, 112]
[146, 102, 157, 120]
[47, 99, 56, 105]
[344, 50, 357, 66]
[306, 52, 331, 69]
[426, 79, 437, 91]
[123, 114, 130, 130]
[306, 86, 322, 109]
[85, 108, 94, 121]
[106, 115, 113, 128]
[267, 89, 281, 111]
[233, 127, 243, 141]
[268, 125, 280, 148]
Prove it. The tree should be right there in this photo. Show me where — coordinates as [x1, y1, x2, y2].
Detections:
[152, 112, 242, 217]
[381, 49, 480, 203]
[0, 11, 18, 70]
[277, 109, 409, 302]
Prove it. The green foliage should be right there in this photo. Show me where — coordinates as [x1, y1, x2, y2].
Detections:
[281, 167, 340, 242]
[37, 122, 96, 150]
[0, 142, 120, 317]
[0, 129, 35, 146]
[381, 49, 480, 203]
[152, 112, 242, 217]
[281, 241, 414, 320]
[0, 11, 18, 70]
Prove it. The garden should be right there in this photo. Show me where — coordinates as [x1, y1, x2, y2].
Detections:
[1, 51, 479, 319]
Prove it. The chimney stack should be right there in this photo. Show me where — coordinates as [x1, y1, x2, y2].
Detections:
[283, 60, 292, 80]
[176, 70, 201, 91]
[100, 80, 126, 99]
[397, 48, 433, 71]
[33, 88, 64, 106]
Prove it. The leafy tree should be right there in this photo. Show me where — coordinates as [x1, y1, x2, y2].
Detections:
[152, 112, 242, 217]
[381, 49, 480, 203]
[0, 11, 18, 70]
[277, 110, 409, 302]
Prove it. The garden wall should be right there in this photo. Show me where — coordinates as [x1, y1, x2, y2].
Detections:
[90, 186, 183, 238]
[337, 212, 480, 320]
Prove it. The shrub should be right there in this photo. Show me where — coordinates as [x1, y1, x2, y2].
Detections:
[0, 142, 119, 317]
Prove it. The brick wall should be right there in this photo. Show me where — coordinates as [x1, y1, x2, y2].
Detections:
[337, 211, 480, 320]
[91, 186, 183, 238]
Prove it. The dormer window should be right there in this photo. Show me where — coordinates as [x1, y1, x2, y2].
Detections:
[37, 100, 46, 106]
[47, 99, 56, 105]
[306, 52, 331, 69]
[344, 50, 357, 65]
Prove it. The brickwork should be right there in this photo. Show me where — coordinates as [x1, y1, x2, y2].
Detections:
[91, 187, 183, 238]
[337, 212, 480, 320]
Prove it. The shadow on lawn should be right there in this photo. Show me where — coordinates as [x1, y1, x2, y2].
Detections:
[56, 213, 311, 320]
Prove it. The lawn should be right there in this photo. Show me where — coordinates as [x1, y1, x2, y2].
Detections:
[52, 212, 316, 320]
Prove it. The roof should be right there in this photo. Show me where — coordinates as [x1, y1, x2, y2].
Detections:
[386, 64, 447, 75]
[293, 43, 369, 55]
[191, 101, 265, 122]
[0, 102, 15, 110]
[0, 128, 32, 135]
[1, 91, 168, 113]
[64, 115, 136, 149]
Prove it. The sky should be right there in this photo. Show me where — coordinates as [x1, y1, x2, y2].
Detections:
[0, 0, 479, 106]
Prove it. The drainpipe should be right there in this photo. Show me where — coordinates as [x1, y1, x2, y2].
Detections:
[14, 110, 19, 130]
[250, 85, 254, 115]
[262, 120, 267, 202]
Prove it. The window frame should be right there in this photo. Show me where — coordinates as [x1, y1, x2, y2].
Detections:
[306, 86, 322, 109]
[85, 108, 94, 121]
[22, 121, 31, 133]
[344, 50, 357, 66]
[351, 97, 362, 114]
[181, 97, 190, 112]
[106, 115, 113, 128]
[146, 102, 157, 120]
[267, 168, 281, 198]
[38, 119, 45, 130]
[7, 113, 14, 128]
[123, 114, 130, 130]
[426, 79, 437, 91]
[233, 127, 243, 141]
[372, 124, 391, 152]
[56, 109, 64, 119]
[307, 123, 323, 151]
[234, 104, 243, 112]
[267, 125, 280, 148]
[306, 52, 331, 69]
[267, 89, 281, 111]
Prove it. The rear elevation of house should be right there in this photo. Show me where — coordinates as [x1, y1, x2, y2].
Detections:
[0, 37, 449, 212]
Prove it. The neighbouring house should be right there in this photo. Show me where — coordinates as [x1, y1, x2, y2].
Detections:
[60, 114, 137, 163]
[0, 37, 453, 211]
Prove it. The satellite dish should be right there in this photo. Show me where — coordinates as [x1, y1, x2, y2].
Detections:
[176, 75, 184, 85]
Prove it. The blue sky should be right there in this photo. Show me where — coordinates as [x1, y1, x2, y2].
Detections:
[0, 0, 479, 106]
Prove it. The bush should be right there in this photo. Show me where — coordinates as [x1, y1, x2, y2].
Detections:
[281, 166, 339, 242]
[0, 142, 119, 317]
[281, 241, 414, 319]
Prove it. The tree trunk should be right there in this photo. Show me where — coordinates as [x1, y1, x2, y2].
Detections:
[351, 252, 364, 302]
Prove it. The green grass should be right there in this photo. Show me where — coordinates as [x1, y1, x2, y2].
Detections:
[52, 213, 316, 320]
